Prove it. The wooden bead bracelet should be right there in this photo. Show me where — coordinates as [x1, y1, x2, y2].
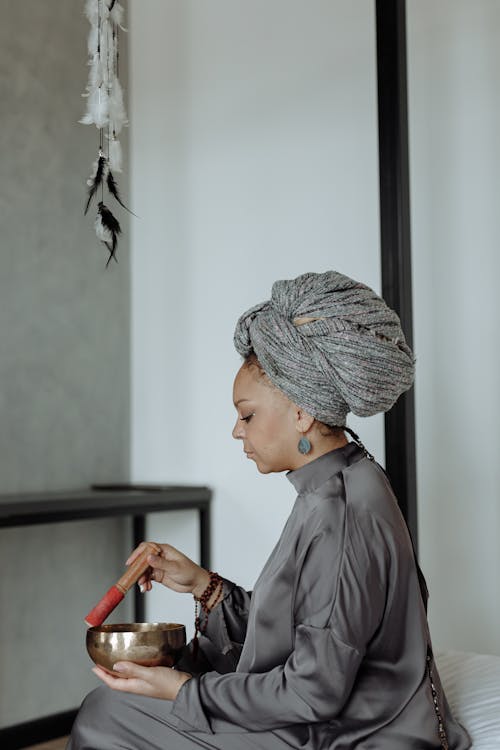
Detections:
[193, 571, 223, 658]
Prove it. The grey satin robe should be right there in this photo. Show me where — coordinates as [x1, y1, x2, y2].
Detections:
[68, 443, 471, 750]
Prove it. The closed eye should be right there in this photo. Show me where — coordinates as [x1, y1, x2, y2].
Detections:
[240, 413, 255, 422]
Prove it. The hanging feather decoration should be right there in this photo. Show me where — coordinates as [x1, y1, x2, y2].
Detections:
[106, 170, 136, 216]
[108, 136, 122, 172]
[108, 77, 127, 135]
[84, 152, 107, 215]
[109, 2, 126, 30]
[96, 202, 121, 266]
[80, 0, 132, 266]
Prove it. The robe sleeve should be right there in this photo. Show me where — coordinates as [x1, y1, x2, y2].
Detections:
[201, 579, 251, 649]
[172, 513, 390, 733]
[181, 578, 251, 675]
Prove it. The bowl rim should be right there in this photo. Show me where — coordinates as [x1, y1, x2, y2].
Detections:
[86, 622, 186, 634]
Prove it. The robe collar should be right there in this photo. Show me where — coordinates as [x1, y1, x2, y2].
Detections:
[286, 440, 362, 494]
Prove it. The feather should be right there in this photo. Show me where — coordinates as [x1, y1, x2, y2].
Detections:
[87, 23, 99, 56]
[99, 19, 111, 86]
[87, 54, 104, 90]
[96, 201, 121, 266]
[108, 77, 127, 134]
[84, 0, 99, 25]
[106, 170, 136, 216]
[79, 110, 94, 126]
[109, 2, 126, 30]
[90, 85, 109, 128]
[84, 154, 107, 215]
[108, 137, 122, 172]
[95, 211, 112, 245]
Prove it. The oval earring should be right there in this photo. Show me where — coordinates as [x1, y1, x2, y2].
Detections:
[297, 436, 312, 455]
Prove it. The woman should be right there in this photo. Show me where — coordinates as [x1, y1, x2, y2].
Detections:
[68, 271, 470, 750]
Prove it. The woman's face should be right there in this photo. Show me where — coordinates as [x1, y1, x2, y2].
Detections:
[232, 363, 298, 474]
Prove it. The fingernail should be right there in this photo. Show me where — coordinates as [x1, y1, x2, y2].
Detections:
[138, 583, 146, 593]
[113, 663, 125, 672]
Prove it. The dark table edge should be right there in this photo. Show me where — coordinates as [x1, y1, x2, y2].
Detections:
[0, 488, 212, 528]
[1, 709, 77, 750]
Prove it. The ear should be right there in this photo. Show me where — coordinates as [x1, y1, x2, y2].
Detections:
[295, 409, 315, 434]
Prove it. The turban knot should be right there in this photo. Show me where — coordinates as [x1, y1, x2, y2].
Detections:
[233, 271, 415, 426]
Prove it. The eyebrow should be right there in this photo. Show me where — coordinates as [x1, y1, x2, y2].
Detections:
[234, 398, 251, 407]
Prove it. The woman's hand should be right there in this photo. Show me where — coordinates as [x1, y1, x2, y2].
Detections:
[92, 662, 192, 700]
[126, 542, 210, 596]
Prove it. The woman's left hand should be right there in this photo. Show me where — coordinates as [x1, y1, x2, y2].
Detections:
[92, 662, 192, 701]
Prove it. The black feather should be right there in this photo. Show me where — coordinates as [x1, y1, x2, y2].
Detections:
[84, 156, 106, 215]
[109, 0, 117, 10]
[97, 202, 121, 266]
[106, 170, 137, 216]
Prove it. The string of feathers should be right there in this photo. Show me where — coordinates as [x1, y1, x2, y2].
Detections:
[85, 151, 136, 217]
[80, 0, 132, 266]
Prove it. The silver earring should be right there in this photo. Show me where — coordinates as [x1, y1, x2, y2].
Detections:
[298, 436, 312, 455]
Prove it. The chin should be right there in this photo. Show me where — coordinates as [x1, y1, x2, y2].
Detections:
[256, 464, 274, 474]
[253, 458, 284, 475]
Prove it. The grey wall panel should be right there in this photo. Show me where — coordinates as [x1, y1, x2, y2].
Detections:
[0, 0, 131, 726]
[0, 0, 130, 493]
[0, 519, 134, 726]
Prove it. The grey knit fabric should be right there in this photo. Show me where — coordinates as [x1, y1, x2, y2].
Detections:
[233, 271, 415, 426]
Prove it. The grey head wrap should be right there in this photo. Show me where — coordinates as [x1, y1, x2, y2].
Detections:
[233, 271, 415, 426]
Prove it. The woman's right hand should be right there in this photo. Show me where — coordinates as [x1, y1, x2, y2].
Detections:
[126, 542, 210, 596]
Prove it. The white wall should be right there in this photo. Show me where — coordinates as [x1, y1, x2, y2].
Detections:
[129, 0, 383, 626]
[408, 0, 500, 655]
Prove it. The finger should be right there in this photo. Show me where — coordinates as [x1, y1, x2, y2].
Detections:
[92, 666, 145, 694]
[92, 666, 126, 684]
[147, 564, 187, 592]
[150, 544, 181, 563]
[147, 554, 184, 579]
[113, 661, 152, 681]
[125, 542, 150, 566]
[147, 553, 166, 568]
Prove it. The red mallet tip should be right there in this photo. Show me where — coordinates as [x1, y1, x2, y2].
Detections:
[85, 585, 125, 627]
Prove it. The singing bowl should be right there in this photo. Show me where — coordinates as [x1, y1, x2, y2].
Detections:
[86, 622, 186, 674]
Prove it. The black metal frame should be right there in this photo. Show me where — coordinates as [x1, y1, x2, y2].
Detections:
[0, 486, 211, 750]
[376, 0, 418, 547]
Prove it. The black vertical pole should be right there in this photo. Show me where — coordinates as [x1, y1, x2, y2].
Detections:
[133, 515, 146, 621]
[199, 505, 211, 570]
[375, 0, 418, 548]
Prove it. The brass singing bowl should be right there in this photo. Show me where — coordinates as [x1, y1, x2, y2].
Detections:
[86, 623, 186, 674]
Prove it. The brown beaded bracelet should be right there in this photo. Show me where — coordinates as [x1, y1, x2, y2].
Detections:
[193, 571, 223, 659]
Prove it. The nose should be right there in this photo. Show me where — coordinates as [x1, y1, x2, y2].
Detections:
[232, 418, 245, 440]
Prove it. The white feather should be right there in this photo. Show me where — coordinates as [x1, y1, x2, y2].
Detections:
[81, 0, 128, 135]
[87, 86, 109, 128]
[87, 24, 98, 56]
[95, 213, 112, 244]
[86, 54, 103, 91]
[99, 19, 110, 86]
[106, 21, 116, 86]
[100, 0, 110, 23]
[108, 77, 127, 134]
[79, 111, 94, 125]
[84, 0, 98, 25]
[110, 2, 126, 30]
[108, 138, 123, 172]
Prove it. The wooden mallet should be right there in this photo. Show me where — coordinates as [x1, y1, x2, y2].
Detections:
[84, 542, 161, 627]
